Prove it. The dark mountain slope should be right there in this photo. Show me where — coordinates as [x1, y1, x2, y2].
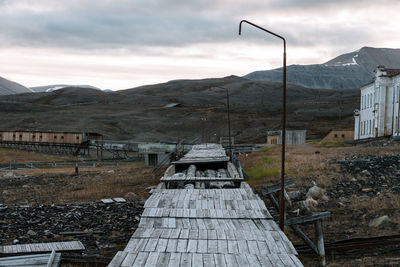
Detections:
[0, 77, 359, 142]
[244, 47, 400, 89]
[0, 76, 32, 95]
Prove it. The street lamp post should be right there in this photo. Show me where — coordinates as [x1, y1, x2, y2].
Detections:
[212, 86, 233, 160]
[239, 20, 287, 231]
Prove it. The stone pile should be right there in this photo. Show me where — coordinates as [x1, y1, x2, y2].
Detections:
[333, 154, 400, 198]
[0, 200, 143, 256]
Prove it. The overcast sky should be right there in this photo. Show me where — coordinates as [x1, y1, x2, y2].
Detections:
[1, 0, 400, 90]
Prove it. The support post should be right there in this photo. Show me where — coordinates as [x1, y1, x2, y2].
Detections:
[315, 219, 326, 267]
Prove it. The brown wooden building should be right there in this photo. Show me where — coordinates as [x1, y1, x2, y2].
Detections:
[321, 130, 354, 142]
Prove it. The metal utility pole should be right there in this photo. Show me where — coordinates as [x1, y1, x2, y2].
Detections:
[213, 86, 233, 160]
[239, 20, 287, 230]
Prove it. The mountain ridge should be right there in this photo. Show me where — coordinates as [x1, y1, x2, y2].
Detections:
[0, 76, 33, 95]
[244, 47, 400, 89]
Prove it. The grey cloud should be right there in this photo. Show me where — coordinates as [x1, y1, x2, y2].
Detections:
[0, 0, 394, 54]
[0, 1, 241, 51]
[269, 0, 395, 9]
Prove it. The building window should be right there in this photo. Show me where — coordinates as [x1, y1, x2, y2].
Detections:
[54, 136, 57, 139]
[39, 135, 42, 139]
[363, 121, 366, 135]
[370, 120, 372, 134]
[76, 136, 80, 140]
[334, 134, 338, 138]
[370, 93, 372, 108]
[342, 134, 345, 138]
[61, 136, 64, 139]
[361, 96, 363, 110]
[32, 135, 36, 139]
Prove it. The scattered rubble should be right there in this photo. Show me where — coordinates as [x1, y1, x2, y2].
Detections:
[333, 154, 400, 198]
[306, 185, 329, 201]
[369, 215, 391, 228]
[0, 200, 143, 258]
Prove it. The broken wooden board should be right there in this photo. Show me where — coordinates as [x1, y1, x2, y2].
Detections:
[0, 241, 85, 255]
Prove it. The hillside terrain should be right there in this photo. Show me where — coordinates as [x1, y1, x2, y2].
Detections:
[0, 76, 32, 95]
[30, 84, 102, 93]
[244, 47, 400, 89]
[0, 76, 359, 142]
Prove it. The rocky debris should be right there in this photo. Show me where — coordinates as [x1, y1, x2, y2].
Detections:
[27, 230, 37, 236]
[369, 215, 391, 228]
[0, 200, 143, 258]
[287, 190, 303, 202]
[124, 192, 137, 199]
[286, 182, 329, 216]
[333, 154, 400, 198]
[3, 172, 16, 178]
[306, 185, 329, 201]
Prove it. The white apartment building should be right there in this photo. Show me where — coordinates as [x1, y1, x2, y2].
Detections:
[354, 66, 400, 140]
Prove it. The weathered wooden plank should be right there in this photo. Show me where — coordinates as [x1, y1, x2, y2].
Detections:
[143, 252, 159, 267]
[176, 239, 188, 253]
[268, 254, 285, 267]
[0, 241, 85, 255]
[245, 254, 261, 267]
[285, 211, 331, 226]
[144, 239, 159, 252]
[203, 253, 215, 266]
[227, 240, 238, 254]
[197, 240, 207, 253]
[289, 254, 304, 267]
[155, 253, 171, 266]
[224, 254, 238, 267]
[120, 252, 138, 267]
[207, 240, 217, 254]
[166, 239, 178, 253]
[46, 250, 56, 267]
[255, 255, 273, 266]
[180, 252, 192, 267]
[186, 240, 198, 253]
[235, 254, 250, 267]
[132, 252, 149, 267]
[168, 253, 181, 267]
[261, 180, 295, 195]
[155, 239, 168, 252]
[237, 240, 249, 254]
[191, 253, 203, 267]
[108, 251, 127, 267]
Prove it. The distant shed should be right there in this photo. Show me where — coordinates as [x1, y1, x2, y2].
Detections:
[267, 130, 306, 145]
[322, 130, 354, 142]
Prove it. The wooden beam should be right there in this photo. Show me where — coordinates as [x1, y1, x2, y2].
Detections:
[290, 225, 319, 254]
[315, 220, 326, 267]
[285, 211, 331, 226]
[261, 180, 295, 195]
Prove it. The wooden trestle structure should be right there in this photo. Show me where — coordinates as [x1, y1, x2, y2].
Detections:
[108, 144, 303, 266]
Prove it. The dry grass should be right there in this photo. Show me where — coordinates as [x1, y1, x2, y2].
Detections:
[0, 163, 161, 205]
[243, 144, 337, 188]
[243, 142, 400, 189]
[0, 148, 75, 164]
[348, 193, 400, 211]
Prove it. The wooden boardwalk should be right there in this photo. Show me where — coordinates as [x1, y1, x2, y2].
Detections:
[0, 241, 85, 255]
[109, 144, 303, 266]
[0, 251, 61, 266]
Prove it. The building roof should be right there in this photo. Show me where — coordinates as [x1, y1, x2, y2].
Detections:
[382, 68, 400, 78]
[360, 81, 374, 89]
